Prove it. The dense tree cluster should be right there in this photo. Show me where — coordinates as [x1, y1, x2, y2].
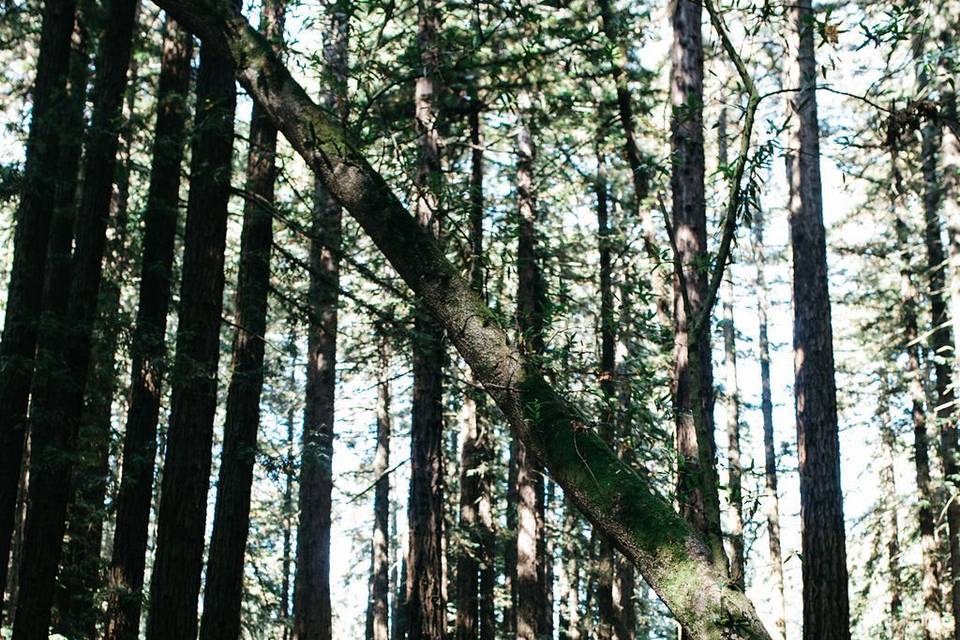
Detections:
[0, 0, 958, 639]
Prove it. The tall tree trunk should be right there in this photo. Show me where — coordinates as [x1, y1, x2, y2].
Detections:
[595, 149, 617, 640]
[281, 335, 297, 640]
[369, 347, 392, 640]
[718, 108, 745, 591]
[750, 211, 787, 639]
[919, 119, 960, 640]
[56, 21, 141, 632]
[144, 34, 237, 640]
[456, 91, 489, 640]
[406, 1, 446, 639]
[0, 0, 77, 609]
[670, 0, 724, 590]
[515, 90, 547, 640]
[293, 3, 347, 639]
[144, 4, 780, 636]
[877, 374, 904, 640]
[11, 0, 139, 635]
[199, 3, 284, 639]
[785, 2, 851, 638]
[561, 502, 581, 640]
[103, 17, 192, 640]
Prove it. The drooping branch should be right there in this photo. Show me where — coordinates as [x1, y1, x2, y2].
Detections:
[150, 2, 773, 637]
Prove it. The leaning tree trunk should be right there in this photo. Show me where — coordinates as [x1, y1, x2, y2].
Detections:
[147, 4, 777, 637]
[750, 211, 787, 639]
[144, 34, 237, 640]
[785, 2, 851, 638]
[198, 3, 284, 639]
[0, 0, 77, 608]
[103, 18, 192, 640]
[11, 0, 139, 635]
[406, 1, 447, 638]
[293, 3, 348, 639]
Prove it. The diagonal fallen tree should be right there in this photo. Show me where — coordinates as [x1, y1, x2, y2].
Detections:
[152, 1, 773, 637]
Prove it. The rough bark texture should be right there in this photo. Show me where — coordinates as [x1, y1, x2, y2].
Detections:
[11, 1, 139, 635]
[669, 0, 723, 584]
[144, 36, 236, 640]
[750, 212, 786, 639]
[103, 18, 192, 640]
[369, 349, 392, 640]
[293, 3, 347, 639]
[198, 3, 283, 638]
[0, 0, 77, 609]
[406, 1, 447, 639]
[785, 2, 851, 638]
[147, 4, 776, 637]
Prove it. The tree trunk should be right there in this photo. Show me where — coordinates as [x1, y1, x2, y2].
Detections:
[0, 0, 77, 609]
[147, 4, 778, 636]
[561, 502, 581, 640]
[670, 0, 723, 582]
[293, 3, 347, 639]
[56, 21, 141, 632]
[11, 0, 139, 635]
[281, 337, 296, 640]
[456, 91, 490, 640]
[718, 108, 745, 591]
[877, 374, 904, 640]
[406, 1, 447, 639]
[103, 17, 192, 640]
[144, 35, 237, 640]
[750, 211, 787, 640]
[515, 90, 547, 640]
[785, 2, 851, 638]
[369, 347, 392, 640]
[919, 119, 960, 640]
[198, 3, 283, 638]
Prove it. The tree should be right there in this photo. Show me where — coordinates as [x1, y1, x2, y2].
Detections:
[11, 0, 139, 634]
[109, 1, 780, 636]
[784, 1, 851, 637]
[405, 1, 447, 638]
[103, 17, 193, 640]
[145, 32, 237, 640]
[0, 0, 78, 609]
[368, 344, 392, 640]
[293, 2, 348, 638]
[199, 2, 285, 638]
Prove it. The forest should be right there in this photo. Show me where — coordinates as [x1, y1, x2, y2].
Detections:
[0, 0, 957, 638]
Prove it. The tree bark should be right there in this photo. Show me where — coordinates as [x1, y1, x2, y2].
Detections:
[406, 1, 447, 639]
[670, 0, 724, 585]
[56, 20, 141, 632]
[281, 335, 297, 640]
[293, 3, 347, 639]
[103, 17, 193, 640]
[750, 211, 787, 640]
[198, 3, 284, 639]
[369, 347, 392, 640]
[785, 2, 851, 638]
[145, 4, 776, 636]
[11, 0, 139, 635]
[0, 0, 77, 610]
[144, 34, 237, 640]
